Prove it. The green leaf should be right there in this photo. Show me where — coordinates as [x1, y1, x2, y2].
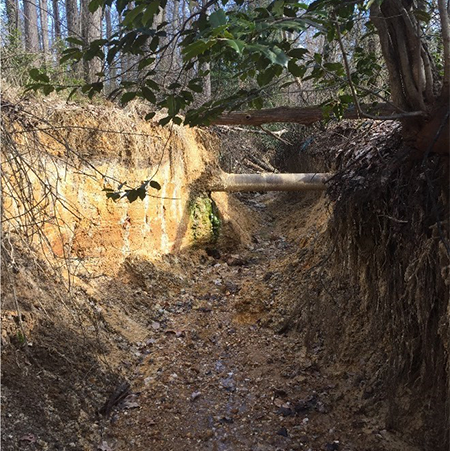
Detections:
[121, 92, 137, 103]
[88, 0, 102, 13]
[142, 1, 160, 26]
[106, 192, 121, 201]
[29, 68, 40, 80]
[29, 68, 50, 83]
[413, 9, 432, 23]
[138, 57, 155, 70]
[224, 39, 245, 54]
[172, 116, 183, 125]
[137, 185, 146, 200]
[288, 60, 305, 77]
[180, 90, 194, 102]
[188, 80, 203, 93]
[257, 66, 278, 87]
[182, 39, 213, 61]
[209, 9, 227, 27]
[251, 97, 264, 109]
[149, 36, 159, 51]
[122, 4, 146, 27]
[91, 82, 103, 92]
[339, 94, 353, 104]
[166, 94, 178, 116]
[159, 116, 172, 126]
[323, 62, 344, 75]
[288, 47, 308, 59]
[267, 47, 289, 67]
[145, 79, 160, 91]
[145, 112, 156, 120]
[66, 37, 84, 46]
[149, 180, 161, 190]
[142, 86, 156, 103]
[126, 189, 139, 203]
[168, 82, 181, 90]
[42, 85, 54, 95]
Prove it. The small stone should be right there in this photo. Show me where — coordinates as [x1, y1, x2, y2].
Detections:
[190, 391, 202, 401]
[277, 427, 289, 437]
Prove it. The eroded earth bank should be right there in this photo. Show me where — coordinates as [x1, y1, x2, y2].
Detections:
[2, 100, 449, 451]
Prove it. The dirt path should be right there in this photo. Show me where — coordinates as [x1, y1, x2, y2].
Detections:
[98, 193, 413, 451]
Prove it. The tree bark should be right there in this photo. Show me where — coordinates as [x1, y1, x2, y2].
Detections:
[438, 0, 450, 98]
[23, 0, 40, 52]
[52, 0, 61, 42]
[5, 0, 20, 39]
[104, 6, 117, 92]
[210, 172, 330, 192]
[65, 0, 79, 38]
[39, 0, 50, 61]
[81, 0, 102, 83]
[211, 104, 400, 126]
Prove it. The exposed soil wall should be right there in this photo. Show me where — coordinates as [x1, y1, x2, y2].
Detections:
[269, 121, 450, 450]
[2, 99, 253, 274]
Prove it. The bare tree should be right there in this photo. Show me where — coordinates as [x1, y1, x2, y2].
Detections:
[81, 0, 102, 83]
[5, 0, 20, 39]
[52, 0, 61, 42]
[104, 5, 117, 92]
[65, 0, 79, 38]
[39, 0, 50, 60]
[23, 0, 40, 53]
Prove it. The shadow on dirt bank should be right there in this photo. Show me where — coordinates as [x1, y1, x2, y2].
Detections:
[1, 310, 124, 451]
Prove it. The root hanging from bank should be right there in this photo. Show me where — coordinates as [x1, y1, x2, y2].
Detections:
[328, 135, 449, 449]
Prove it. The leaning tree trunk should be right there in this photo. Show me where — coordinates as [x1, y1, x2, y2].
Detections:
[370, 0, 449, 155]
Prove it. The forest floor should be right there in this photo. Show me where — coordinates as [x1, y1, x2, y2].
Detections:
[93, 191, 416, 451]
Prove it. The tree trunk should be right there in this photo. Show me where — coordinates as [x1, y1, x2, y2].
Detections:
[81, 0, 102, 83]
[52, 0, 61, 42]
[5, 0, 20, 40]
[65, 0, 82, 77]
[104, 6, 117, 93]
[210, 172, 330, 192]
[65, 0, 79, 38]
[23, 0, 40, 53]
[370, 0, 449, 155]
[39, 0, 50, 61]
[172, 0, 181, 70]
[211, 103, 400, 126]
[203, 62, 211, 100]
